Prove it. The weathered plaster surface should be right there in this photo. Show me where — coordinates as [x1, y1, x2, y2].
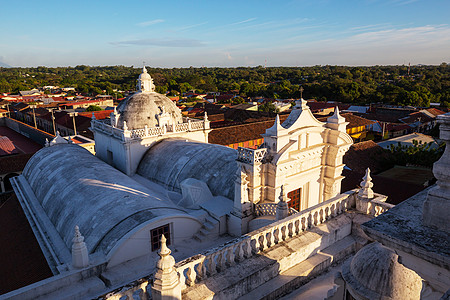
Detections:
[138, 138, 238, 200]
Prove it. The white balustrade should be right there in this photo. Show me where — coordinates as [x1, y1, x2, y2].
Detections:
[174, 191, 357, 292]
[92, 117, 206, 141]
[370, 199, 394, 216]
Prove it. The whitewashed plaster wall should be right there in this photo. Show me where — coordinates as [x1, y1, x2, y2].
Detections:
[107, 215, 201, 268]
[93, 128, 209, 176]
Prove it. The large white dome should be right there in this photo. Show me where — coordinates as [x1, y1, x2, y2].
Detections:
[116, 91, 183, 130]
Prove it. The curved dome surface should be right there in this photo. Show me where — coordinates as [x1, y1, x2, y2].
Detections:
[342, 242, 422, 300]
[117, 92, 183, 130]
[137, 139, 238, 200]
[22, 144, 186, 255]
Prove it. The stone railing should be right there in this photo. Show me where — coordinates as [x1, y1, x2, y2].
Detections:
[237, 147, 268, 164]
[190, 120, 205, 130]
[174, 190, 356, 292]
[175, 123, 189, 132]
[370, 198, 394, 217]
[100, 277, 151, 300]
[355, 192, 393, 217]
[91, 118, 207, 141]
[255, 202, 298, 216]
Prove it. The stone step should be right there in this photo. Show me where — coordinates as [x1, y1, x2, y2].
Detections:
[182, 213, 354, 300]
[238, 235, 357, 300]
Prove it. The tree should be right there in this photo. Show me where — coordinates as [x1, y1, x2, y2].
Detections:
[86, 105, 102, 112]
[258, 102, 279, 113]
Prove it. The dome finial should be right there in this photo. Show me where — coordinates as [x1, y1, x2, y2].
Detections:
[137, 64, 155, 92]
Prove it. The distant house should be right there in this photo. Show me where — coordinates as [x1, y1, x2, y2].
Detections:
[377, 132, 440, 150]
[230, 103, 258, 111]
[318, 112, 375, 142]
[19, 89, 41, 97]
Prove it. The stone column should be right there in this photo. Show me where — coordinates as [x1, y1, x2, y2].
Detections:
[151, 235, 182, 300]
[72, 226, 89, 269]
[229, 164, 253, 236]
[423, 113, 450, 232]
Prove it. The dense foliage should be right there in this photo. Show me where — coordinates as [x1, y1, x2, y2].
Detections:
[1, 64, 449, 107]
[387, 139, 445, 167]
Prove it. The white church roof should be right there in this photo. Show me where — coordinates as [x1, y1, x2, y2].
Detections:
[22, 144, 187, 256]
[137, 138, 238, 201]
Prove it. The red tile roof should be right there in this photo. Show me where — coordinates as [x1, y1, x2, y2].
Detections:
[425, 108, 445, 117]
[0, 136, 21, 156]
[78, 109, 114, 120]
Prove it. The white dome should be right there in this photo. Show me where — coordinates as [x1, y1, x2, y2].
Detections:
[342, 242, 422, 300]
[117, 92, 183, 130]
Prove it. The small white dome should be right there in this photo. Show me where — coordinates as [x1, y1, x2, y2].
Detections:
[342, 242, 422, 300]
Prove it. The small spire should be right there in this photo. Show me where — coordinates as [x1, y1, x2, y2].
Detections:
[276, 185, 290, 220]
[159, 234, 171, 257]
[68, 136, 73, 144]
[72, 225, 89, 269]
[123, 120, 128, 131]
[91, 112, 96, 120]
[45, 138, 49, 147]
[279, 185, 286, 203]
[359, 168, 374, 199]
[204, 111, 208, 121]
[266, 114, 284, 135]
[151, 234, 181, 299]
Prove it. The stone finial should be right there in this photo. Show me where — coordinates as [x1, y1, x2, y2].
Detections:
[72, 225, 89, 269]
[91, 112, 96, 120]
[266, 114, 284, 136]
[45, 138, 49, 147]
[49, 131, 69, 146]
[276, 185, 290, 220]
[137, 66, 155, 92]
[123, 120, 128, 131]
[204, 111, 208, 122]
[68, 136, 73, 144]
[359, 168, 374, 199]
[151, 234, 182, 300]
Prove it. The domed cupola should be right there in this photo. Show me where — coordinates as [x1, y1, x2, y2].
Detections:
[116, 67, 183, 130]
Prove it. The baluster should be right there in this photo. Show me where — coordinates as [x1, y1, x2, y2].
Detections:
[226, 247, 236, 266]
[258, 234, 265, 251]
[243, 239, 252, 258]
[235, 242, 244, 262]
[217, 251, 226, 272]
[267, 231, 275, 248]
[319, 209, 324, 224]
[280, 225, 287, 241]
[324, 206, 330, 220]
[195, 261, 205, 281]
[331, 204, 336, 217]
[287, 222, 294, 238]
[185, 265, 197, 286]
[301, 217, 306, 231]
[293, 219, 300, 235]
[206, 255, 216, 276]
[306, 213, 313, 229]
[251, 236, 260, 254]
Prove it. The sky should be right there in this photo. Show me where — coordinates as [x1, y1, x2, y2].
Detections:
[0, 0, 449, 67]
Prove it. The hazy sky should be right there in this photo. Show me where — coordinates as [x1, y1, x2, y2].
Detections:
[1, 0, 449, 67]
